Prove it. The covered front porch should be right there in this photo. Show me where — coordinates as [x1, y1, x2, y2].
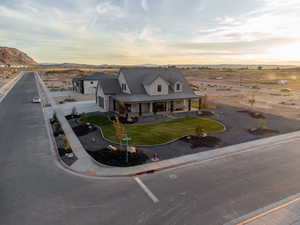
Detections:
[111, 98, 201, 117]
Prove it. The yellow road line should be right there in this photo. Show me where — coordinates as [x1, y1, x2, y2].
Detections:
[237, 197, 300, 225]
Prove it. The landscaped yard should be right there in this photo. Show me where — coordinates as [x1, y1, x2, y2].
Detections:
[81, 116, 225, 145]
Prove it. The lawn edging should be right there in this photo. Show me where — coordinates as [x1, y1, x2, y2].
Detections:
[95, 121, 225, 148]
[83, 116, 226, 147]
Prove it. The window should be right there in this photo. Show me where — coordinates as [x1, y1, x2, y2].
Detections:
[175, 83, 181, 91]
[157, 84, 162, 92]
[122, 83, 127, 91]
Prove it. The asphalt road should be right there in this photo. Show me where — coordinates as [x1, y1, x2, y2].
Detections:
[2, 72, 300, 225]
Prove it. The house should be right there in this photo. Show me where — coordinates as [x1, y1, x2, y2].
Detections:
[72, 72, 115, 95]
[96, 67, 200, 116]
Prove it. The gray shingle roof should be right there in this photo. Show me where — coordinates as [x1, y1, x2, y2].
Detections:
[100, 78, 121, 95]
[120, 67, 194, 95]
[73, 72, 115, 81]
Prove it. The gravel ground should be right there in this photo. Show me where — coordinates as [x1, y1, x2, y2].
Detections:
[68, 104, 300, 162]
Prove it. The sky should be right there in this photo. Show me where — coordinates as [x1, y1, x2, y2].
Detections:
[1, 0, 300, 65]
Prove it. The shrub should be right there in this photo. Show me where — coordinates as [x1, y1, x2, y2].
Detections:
[258, 119, 266, 130]
[71, 106, 77, 116]
[195, 126, 207, 137]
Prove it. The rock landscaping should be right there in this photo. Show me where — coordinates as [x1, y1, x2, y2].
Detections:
[50, 115, 78, 166]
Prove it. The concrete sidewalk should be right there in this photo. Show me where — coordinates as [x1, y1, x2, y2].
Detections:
[35, 71, 300, 177]
[225, 193, 300, 225]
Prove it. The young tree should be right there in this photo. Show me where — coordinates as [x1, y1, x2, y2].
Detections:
[116, 100, 127, 116]
[112, 117, 126, 148]
[195, 126, 207, 137]
[201, 94, 208, 109]
[63, 136, 71, 151]
[258, 119, 266, 130]
[248, 92, 256, 110]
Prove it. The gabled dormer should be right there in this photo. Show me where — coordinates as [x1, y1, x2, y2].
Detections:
[118, 71, 131, 94]
[143, 75, 169, 96]
[174, 81, 183, 92]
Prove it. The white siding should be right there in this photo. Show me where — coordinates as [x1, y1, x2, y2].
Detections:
[83, 80, 98, 95]
[96, 84, 109, 112]
[144, 77, 169, 96]
[118, 72, 131, 94]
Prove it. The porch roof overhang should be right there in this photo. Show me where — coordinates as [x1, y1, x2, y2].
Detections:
[112, 93, 199, 103]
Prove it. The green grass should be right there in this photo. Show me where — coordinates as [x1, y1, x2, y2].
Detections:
[81, 116, 225, 145]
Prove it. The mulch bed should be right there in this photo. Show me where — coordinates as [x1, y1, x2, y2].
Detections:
[248, 128, 279, 135]
[58, 147, 72, 157]
[87, 148, 149, 167]
[237, 110, 266, 119]
[73, 124, 97, 136]
[65, 114, 81, 120]
[180, 135, 221, 148]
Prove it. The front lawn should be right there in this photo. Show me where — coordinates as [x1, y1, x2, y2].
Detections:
[81, 116, 225, 145]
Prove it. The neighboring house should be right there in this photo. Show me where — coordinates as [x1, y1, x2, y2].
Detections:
[72, 72, 115, 95]
[96, 67, 200, 116]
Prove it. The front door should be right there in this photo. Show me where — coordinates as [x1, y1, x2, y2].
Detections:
[153, 102, 166, 114]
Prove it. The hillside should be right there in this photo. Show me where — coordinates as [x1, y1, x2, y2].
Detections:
[0, 47, 37, 66]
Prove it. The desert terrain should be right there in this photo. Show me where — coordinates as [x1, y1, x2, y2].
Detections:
[38, 67, 300, 120]
[184, 68, 300, 120]
[0, 68, 18, 91]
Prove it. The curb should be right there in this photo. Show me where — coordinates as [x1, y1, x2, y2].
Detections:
[224, 193, 300, 225]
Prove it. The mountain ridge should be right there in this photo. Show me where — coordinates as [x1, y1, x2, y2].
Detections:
[0, 47, 37, 65]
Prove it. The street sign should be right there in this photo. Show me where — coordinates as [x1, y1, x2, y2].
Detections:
[122, 136, 132, 142]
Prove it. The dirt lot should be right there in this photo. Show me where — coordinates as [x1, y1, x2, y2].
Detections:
[40, 68, 119, 90]
[0, 68, 18, 90]
[183, 68, 300, 90]
[184, 68, 300, 120]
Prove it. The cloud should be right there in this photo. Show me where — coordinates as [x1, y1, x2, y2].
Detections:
[141, 0, 149, 11]
[96, 1, 125, 18]
[1, 0, 300, 65]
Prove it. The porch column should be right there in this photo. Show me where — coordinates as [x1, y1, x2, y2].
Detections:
[113, 100, 116, 111]
[139, 103, 142, 116]
[198, 98, 202, 110]
[170, 101, 174, 112]
[149, 102, 153, 113]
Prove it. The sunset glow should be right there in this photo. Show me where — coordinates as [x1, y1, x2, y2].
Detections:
[0, 0, 300, 65]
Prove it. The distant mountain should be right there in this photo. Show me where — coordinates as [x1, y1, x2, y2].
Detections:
[39, 62, 298, 70]
[0, 47, 37, 66]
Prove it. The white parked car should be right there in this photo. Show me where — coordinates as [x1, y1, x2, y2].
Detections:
[32, 97, 41, 103]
